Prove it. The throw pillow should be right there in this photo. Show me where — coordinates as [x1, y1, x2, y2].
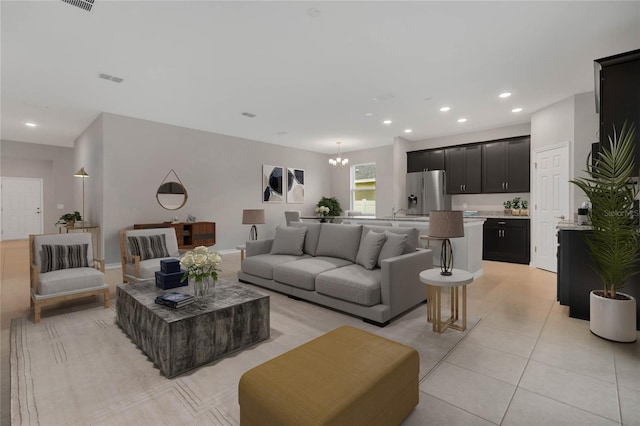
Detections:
[377, 232, 408, 267]
[40, 244, 89, 273]
[355, 231, 387, 270]
[270, 226, 307, 256]
[128, 235, 170, 261]
[315, 223, 363, 263]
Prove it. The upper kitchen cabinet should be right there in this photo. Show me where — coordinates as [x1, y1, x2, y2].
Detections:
[445, 145, 481, 194]
[406, 149, 445, 172]
[596, 49, 640, 172]
[481, 136, 530, 193]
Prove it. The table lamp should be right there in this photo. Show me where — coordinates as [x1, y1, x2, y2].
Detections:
[242, 209, 266, 240]
[428, 210, 464, 276]
[73, 167, 89, 226]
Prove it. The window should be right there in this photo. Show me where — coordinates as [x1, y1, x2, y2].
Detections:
[351, 163, 376, 215]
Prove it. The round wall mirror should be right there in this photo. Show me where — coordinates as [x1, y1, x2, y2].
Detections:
[156, 181, 188, 210]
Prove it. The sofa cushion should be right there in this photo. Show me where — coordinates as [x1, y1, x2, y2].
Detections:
[125, 257, 180, 279]
[40, 244, 89, 273]
[355, 231, 387, 270]
[38, 267, 105, 295]
[273, 257, 353, 290]
[377, 232, 408, 267]
[128, 235, 170, 261]
[242, 253, 307, 280]
[270, 226, 307, 256]
[316, 264, 382, 306]
[315, 223, 363, 263]
[362, 226, 419, 254]
[290, 222, 322, 256]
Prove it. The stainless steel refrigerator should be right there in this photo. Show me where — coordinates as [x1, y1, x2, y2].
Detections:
[406, 170, 451, 215]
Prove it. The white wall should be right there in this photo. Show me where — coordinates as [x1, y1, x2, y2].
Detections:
[82, 113, 330, 263]
[0, 140, 74, 233]
[75, 114, 104, 232]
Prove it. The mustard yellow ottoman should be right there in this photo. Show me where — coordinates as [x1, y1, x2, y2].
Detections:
[238, 325, 419, 426]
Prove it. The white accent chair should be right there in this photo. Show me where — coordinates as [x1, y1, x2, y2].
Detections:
[29, 233, 109, 323]
[284, 211, 302, 226]
[119, 228, 181, 283]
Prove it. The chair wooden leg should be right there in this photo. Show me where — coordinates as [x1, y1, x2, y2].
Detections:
[104, 289, 110, 308]
[34, 302, 41, 324]
[30, 296, 34, 308]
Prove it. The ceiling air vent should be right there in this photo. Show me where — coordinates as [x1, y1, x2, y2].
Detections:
[61, 0, 95, 12]
[241, 112, 257, 118]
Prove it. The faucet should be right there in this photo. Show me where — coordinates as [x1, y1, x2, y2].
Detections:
[392, 207, 406, 218]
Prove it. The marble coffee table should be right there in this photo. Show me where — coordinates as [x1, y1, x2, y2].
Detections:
[116, 279, 270, 378]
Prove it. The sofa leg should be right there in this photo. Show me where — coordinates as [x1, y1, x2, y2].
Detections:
[363, 318, 390, 327]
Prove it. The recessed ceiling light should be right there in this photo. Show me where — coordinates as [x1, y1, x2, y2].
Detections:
[457, 118, 467, 123]
[512, 108, 523, 113]
[383, 120, 392, 125]
[404, 129, 413, 133]
[499, 92, 512, 98]
[25, 122, 37, 127]
[440, 106, 451, 112]
[364, 112, 373, 117]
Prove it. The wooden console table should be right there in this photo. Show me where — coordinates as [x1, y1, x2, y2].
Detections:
[133, 222, 216, 250]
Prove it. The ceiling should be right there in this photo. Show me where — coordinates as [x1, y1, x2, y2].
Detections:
[2, 1, 639, 155]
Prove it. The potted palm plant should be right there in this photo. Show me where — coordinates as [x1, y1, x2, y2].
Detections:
[570, 122, 639, 342]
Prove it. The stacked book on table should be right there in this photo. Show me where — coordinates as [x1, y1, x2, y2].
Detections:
[155, 292, 195, 309]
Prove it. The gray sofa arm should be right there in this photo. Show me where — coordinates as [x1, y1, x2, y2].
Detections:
[246, 239, 273, 257]
[380, 249, 432, 317]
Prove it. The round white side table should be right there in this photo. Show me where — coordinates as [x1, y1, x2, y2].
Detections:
[419, 268, 474, 333]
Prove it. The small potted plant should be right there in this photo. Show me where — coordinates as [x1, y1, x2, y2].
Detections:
[56, 211, 82, 227]
[503, 200, 512, 215]
[511, 197, 522, 216]
[520, 200, 529, 216]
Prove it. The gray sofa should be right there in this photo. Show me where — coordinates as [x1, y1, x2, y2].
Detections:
[237, 222, 432, 326]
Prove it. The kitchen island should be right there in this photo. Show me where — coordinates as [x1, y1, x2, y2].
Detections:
[301, 216, 485, 276]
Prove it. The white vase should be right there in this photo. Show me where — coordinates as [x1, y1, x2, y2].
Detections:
[590, 291, 637, 343]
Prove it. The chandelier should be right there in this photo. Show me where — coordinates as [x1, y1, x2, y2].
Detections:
[328, 141, 349, 168]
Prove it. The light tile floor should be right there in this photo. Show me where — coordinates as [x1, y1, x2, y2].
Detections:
[2, 240, 639, 425]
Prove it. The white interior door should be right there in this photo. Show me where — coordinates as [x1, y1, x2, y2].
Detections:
[534, 143, 570, 272]
[1, 177, 43, 240]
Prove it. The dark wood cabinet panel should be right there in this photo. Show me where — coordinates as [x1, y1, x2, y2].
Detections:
[407, 151, 427, 173]
[482, 218, 530, 264]
[426, 149, 445, 171]
[445, 145, 481, 194]
[481, 137, 530, 193]
[134, 221, 216, 249]
[596, 49, 640, 173]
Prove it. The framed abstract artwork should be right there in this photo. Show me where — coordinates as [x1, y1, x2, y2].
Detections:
[263, 165, 284, 203]
[286, 168, 305, 203]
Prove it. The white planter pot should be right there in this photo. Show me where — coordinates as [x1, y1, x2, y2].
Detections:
[590, 291, 637, 343]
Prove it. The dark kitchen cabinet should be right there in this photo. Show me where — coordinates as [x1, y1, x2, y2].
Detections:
[596, 49, 640, 174]
[407, 149, 445, 172]
[482, 137, 530, 193]
[445, 145, 481, 194]
[482, 218, 530, 264]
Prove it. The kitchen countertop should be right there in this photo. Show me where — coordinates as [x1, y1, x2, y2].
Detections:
[557, 220, 592, 230]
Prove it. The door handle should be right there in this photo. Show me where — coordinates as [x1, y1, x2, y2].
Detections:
[506, 182, 509, 190]
[502, 182, 505, 190]
[555, 215, 566, 220]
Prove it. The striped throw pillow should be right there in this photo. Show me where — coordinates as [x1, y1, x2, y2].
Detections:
[128, 235, 170, 261]
[40, 244, 89, 273]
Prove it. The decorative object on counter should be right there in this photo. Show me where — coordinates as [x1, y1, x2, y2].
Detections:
[511, 197, 522, 215]
[56, 211, 82, 227]
[242, 209, 265, 241]
[428, 210, 465, 276]
[570, 121, 639, 342]
[186, 213, 196, 223]
[315, 206, 330, 217]
[520, 200, 529, 216]
[157, 169, 188, 210]
[316, 196, 343, 217]
[73, 167, 89, 225]
[180, 246, 222, 299]
[328, 141, 349, 168]
[502, 200, 512, 215]
[170, 216, 179, 223]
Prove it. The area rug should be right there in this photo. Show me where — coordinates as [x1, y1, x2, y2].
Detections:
[11, 284, 479, 425]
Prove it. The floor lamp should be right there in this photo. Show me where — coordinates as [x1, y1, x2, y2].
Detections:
[73, 167, 89, 226]
[428, 210, 464, 276]
[242, 209, 265, 240]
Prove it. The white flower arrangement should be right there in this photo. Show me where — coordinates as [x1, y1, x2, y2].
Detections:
[180, 246, 222, 283]
[315, 206, 330, 216]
